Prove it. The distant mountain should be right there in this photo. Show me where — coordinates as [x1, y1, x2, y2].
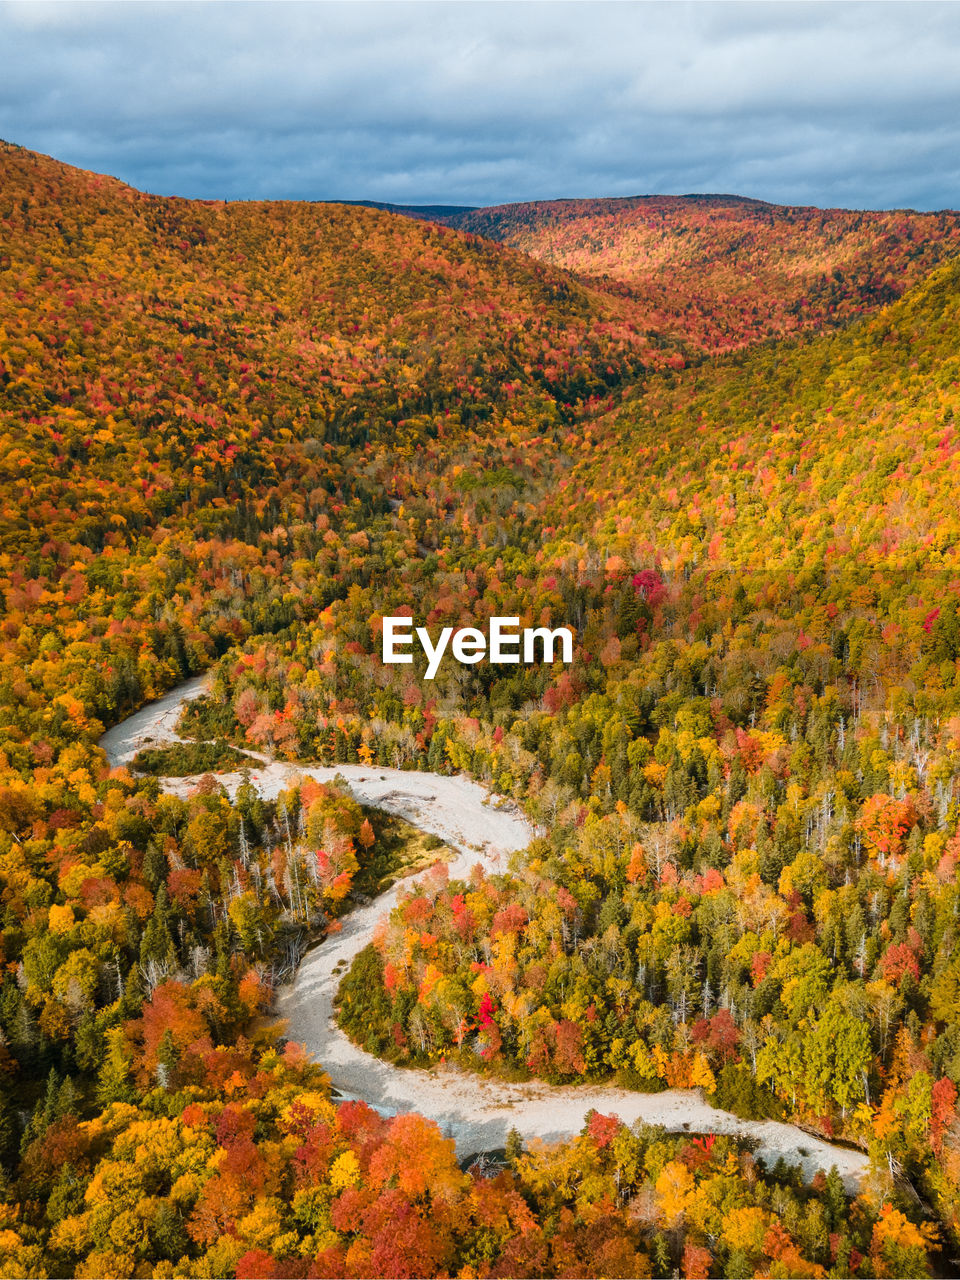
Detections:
[327, 199, 480, 221]
[441, 194, 960, 353]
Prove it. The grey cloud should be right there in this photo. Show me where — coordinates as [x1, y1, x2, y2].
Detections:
[1, 1, 959, 209]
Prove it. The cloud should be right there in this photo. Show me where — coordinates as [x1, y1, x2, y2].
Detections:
[1, 0, 958, 209]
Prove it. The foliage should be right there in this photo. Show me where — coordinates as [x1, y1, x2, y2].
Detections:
[449, 193, 960, 354]
[132, 740, 250, 776]
[3, 140, 960, 1274]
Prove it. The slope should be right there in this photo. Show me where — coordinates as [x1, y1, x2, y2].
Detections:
[0, 142, 662, 564]
[0, 140, 660, 732]
[448, 193, 960, 354]
[558, 250, 960, 574]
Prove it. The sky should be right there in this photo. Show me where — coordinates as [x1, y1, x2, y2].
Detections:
[2, 1, 960, 211]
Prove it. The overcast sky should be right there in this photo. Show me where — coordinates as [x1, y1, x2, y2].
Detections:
[2, 1, 960, 210]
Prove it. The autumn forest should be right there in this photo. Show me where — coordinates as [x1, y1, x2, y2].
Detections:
[3, 137, 960, 1278]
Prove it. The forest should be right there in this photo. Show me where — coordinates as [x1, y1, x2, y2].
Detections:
[2, 138, 960, 1276]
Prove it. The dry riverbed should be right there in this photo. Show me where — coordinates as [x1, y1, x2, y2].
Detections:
[101, 678, 871, 1189]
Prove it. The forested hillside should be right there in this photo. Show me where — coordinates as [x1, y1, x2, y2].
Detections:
[1, 139, 663, 738]
[447, 194, 960, 353]
[1, 140, 960, 1277]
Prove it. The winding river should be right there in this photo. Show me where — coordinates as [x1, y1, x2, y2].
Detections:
[101, 679, 871, 1189]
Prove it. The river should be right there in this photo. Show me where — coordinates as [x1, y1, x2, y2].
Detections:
[100, 677, 871, 1189]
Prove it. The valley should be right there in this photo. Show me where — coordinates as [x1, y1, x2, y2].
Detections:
[102, 678, 870, 1189]
[1, 139, 959, 1277]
